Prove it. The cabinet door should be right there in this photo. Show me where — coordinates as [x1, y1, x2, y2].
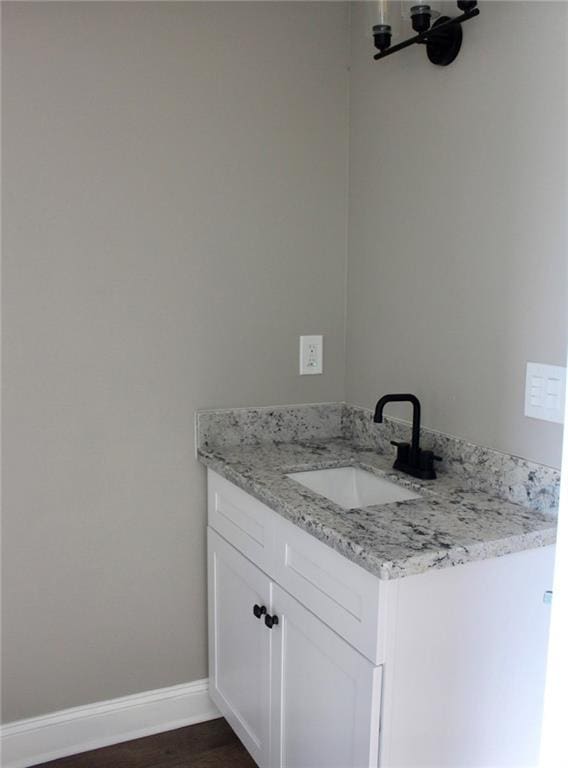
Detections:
[208, 528, 272, 767]
[270, 584, 382, 768]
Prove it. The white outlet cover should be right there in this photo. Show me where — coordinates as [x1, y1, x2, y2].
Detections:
[299, 335, 323, 375]
[525, 362, 566, 424]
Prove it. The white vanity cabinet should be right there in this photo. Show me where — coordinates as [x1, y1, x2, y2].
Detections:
[208, 527, 381, 768]
[207, 469, 554, 768]
[207, 472, 383, 768]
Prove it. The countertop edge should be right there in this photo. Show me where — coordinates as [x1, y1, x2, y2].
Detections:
[198, 449, 556, 581]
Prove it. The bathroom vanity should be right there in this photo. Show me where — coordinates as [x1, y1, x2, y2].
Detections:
[199, 404, 557, 768]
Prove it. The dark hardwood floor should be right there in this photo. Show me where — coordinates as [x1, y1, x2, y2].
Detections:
[32, 718, 256, 768]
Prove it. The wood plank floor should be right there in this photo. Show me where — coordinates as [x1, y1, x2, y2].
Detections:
[32, 718, 256, 768]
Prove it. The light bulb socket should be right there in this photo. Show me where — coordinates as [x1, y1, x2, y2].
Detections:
[410, 5, 432, 33]
[457, 1, 477, 11]
[373, 23, 392, 52]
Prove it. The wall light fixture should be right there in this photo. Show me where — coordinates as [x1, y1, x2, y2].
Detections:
[373, 1, 480, 66]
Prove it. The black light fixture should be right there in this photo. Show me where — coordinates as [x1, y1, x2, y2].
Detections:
[373, 1, 480, 66]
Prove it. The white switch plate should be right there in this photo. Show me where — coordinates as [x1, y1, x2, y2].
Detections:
[299, 335, 323, 375]
[524, 362, 566, 424]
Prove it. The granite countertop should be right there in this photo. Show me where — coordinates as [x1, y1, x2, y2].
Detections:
[198, 437, 557, 580]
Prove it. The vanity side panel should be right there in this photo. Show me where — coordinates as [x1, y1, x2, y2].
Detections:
[380, 545, 555, 768]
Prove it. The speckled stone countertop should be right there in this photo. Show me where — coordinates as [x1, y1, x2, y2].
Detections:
[198, 435, 557, 580]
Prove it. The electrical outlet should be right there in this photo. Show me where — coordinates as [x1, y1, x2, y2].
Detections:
[524, 362, 566, 424]
[299, 335, 323, 375]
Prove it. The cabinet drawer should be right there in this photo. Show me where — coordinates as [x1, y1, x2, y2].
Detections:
[272, 515, 382, 664]
[208, 470, 274, 573]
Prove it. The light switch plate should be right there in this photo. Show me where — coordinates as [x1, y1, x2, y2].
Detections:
[524, 362, 566, 424]
[299, 335, 323, 375]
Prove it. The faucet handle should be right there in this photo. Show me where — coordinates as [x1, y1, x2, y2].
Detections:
[390, 440, 410, 463]
[418, 450, 443, 469]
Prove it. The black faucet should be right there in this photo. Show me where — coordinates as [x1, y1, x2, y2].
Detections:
[373, 393, 441, 480]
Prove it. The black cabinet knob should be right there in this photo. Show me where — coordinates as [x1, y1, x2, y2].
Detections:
[264, 614, 279, 629]
[253, 604, 267, 619]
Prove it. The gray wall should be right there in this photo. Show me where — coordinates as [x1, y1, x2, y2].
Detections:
[346, 1, 567, 468]
[1, 1, 349, 721]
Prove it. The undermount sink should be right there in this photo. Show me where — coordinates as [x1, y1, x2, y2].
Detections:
[287, 466, 421, 510]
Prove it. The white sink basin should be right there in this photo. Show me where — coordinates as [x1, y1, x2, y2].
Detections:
[287, 466, 421, 510]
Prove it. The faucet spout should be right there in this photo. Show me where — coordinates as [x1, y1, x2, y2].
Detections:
[373, 393, 440, 479]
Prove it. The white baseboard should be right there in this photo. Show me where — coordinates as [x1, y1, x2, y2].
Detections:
[0, 678, 220, 768]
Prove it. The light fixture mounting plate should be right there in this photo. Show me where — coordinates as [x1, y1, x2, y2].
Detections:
[426, 16, 463, 66]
